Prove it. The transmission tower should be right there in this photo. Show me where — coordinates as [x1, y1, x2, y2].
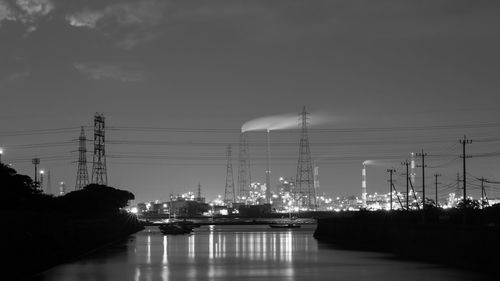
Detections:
[237, 132, 251, 202]
[91, 113, 107, 185]
[295, 106, 317, 210]
[224, 145, 236, 205]
[76, 126, 89, 189]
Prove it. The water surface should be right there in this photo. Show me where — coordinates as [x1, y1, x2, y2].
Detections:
[33, 225, 489, 281]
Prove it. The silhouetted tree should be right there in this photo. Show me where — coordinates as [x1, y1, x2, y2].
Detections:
[60, 184, 134, 214]
[457, 198, 481, 210]
[0, 163, 41, 208]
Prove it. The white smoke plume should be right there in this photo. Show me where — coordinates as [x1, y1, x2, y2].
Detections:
[241, 110, 335, 133]
[362, 159, 394, 166]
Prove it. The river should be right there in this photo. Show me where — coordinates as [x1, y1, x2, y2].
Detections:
[31, 224, 489, 281]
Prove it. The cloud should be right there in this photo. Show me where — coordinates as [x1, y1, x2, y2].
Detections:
[0, 1, 15, 24]
[74, 62, 144, 82]
[65, 8, 104, 28]
[66, 0, 167, 29]
[16, 0, 53, 18]
[0, 0, 54, 27]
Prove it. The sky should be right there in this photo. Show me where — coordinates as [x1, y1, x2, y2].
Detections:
[1, 0, 500, 204]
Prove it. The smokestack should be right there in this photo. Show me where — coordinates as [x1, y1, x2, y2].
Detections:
[265, 129, 271, 204]
[362, 162, 368, 208]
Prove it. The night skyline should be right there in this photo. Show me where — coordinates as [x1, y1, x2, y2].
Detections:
[2, 0, 500, 203]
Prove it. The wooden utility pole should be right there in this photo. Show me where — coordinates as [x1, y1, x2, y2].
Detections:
[416, 150, 427, 209]
[459, 136, 472, 205]
[387, 169, 396, 211]
[402, 161, 410, 210]
[434, 173, 441, 207]
[480, 178, 486, 209]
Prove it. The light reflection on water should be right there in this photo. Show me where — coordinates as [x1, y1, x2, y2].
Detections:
[34, 225, 489, 281]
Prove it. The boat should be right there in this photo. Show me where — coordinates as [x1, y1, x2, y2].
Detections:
[159, 194, 197, 235]
[159, 222, 193, 235]
[269, 223, 301, 229]
[269, 210, 301, 229]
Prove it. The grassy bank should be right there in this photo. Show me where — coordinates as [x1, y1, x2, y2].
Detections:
[314, 208, 500, 273]
[1, 210, 143, 280]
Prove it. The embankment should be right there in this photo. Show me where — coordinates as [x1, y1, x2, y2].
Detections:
[314, 210, 500, 273]
[1, 211, 144, 280]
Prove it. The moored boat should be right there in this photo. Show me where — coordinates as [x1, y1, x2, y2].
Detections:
[269, 223, 301, 229]
[159, 222, 194, 235]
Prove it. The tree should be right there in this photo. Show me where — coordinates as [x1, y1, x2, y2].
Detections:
[457, 198, 481, 210]
[0, 163, 40, 208]
[60, 184, 135, 214]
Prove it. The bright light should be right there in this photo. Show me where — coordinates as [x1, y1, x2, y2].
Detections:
[130, 207, 138, 214]
[0, 148, 3, 154]
[220, 209, 229, 216]
[40, 170, 44, 175]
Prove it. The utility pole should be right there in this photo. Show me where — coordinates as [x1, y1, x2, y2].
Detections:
[387, 169, 396, 211]
[459, 136, 472, 205]
[480, 178, 486, 209]
[434, 173, 441, 207]
[402, 160, 410, 210]
[416, 150, 427, 209]
[47, 170, 52, 195]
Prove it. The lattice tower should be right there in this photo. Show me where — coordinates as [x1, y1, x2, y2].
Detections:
[295, 106, 317, 210]
[91, 113, 107, 185]
[76, 126, 89, 189]
[224, 145, 236, 204]
[237, 132, 251, 202]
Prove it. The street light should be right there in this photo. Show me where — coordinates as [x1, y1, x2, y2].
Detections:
[0, 148, 3, 163]
[59, 181, 66, 196]
[40, 170, 45, 191]
[32, 158, 40, 188]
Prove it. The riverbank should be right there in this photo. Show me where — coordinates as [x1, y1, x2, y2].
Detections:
[314, 209, 500, 273]
[140, 217, 316, 226]
[1, 211, 144, 280]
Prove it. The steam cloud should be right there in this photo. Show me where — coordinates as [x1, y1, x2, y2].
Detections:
[241, 110, 334, 133]
[363, 159, 394, 166]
